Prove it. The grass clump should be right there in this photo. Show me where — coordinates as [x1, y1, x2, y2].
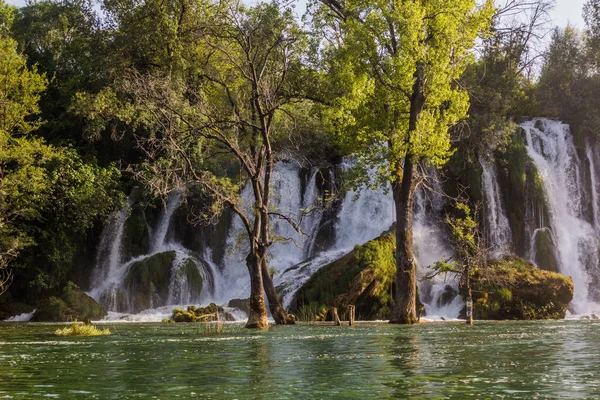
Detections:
[55, 322, 111, 337]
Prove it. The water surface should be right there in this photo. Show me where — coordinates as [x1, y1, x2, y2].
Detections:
[0, 320, 599, 398]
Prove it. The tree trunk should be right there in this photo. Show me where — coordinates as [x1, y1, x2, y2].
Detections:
[389, 158, 419, 324]
[245, 252, 269, 329]
[390, 63, 425, 325]
[260, 259, 294, 324]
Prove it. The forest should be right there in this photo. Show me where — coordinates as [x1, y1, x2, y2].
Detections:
[0, 0, 599, 330]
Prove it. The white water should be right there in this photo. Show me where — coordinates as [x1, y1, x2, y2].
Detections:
[91, 161, 465, 321]
[586, 144, 600, 232]
[522, 119, 600, 315]
[2, 310, 36, 322]
[89, 192, 215, 314]
[413, 184, 462, 320]
[480, 158, 512, 255]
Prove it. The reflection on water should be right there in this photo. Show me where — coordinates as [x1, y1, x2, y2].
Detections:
[1, 321, 600, 398]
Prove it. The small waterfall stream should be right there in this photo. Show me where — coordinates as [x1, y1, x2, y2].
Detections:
[480, 158, 512, 255]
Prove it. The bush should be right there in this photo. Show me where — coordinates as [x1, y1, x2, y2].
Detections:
[55, 322, 111, 336]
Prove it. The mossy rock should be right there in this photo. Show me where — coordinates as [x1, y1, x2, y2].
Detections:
[468, 256, 573, 320]
[124, 251, 176, 313]
[178, 258, 203, 300]
[171, 303, 233, 322]
[122, 205, 150, 259]
[498, 129, 551, 256]
[533, 228, 560, 273]
[33, 282, 107, 322]
[227, 298, 250, 316]
[293, 231, 397, 320]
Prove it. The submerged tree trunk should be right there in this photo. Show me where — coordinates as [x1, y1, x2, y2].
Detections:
[245, 252, 269, 329]
[389, 158, 419, 324]
[260, 259, 294, 324]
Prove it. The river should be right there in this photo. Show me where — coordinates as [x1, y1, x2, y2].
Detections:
[0, 321, 599, 398]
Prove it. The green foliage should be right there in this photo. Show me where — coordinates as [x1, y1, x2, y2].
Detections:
[317, 0, 493, 186]
[296, 302, 329, 322]
[0, 34, 47, 134]
[33, 281, 107, 321]
[469, 257, 574, 320]
[294, 232, 397, 320]
[55, 322, 111, 336]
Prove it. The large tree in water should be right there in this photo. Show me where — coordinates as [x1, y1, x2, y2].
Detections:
[76, 0, 308, 329]
[312, 0, 493, 323]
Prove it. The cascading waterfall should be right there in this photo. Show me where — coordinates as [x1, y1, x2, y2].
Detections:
[413, 182, 462, 319]
[275, 162, 396, 309]
[89, 191, 216, 316]
[90, 161, 474, 321]
[521, 119, 600, 315]
[480, 158, 512, 255]
[217, 162, 330, 303]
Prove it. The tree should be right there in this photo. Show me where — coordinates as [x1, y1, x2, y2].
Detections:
[75, 0, 307, 329]
[313, 0, 493, 323]
[0, 23, 121, 298]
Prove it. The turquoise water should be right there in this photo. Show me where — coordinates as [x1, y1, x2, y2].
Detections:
[0, 320, 599, 398]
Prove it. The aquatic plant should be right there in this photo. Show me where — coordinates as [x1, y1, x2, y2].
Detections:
[55, 322, 111, 336]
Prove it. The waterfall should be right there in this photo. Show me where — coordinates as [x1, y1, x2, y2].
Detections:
[150, 191, 181, 253]
[88, 191, 216, 315]
[275, 162, 396, 309]
[413, 182, 462, 320]
[521, 119, 600, 315]
[217, 162, 331, 303]
[586, 144, 600, 232]
[480, 158, 512, 255]
[90, 198, 133, 295]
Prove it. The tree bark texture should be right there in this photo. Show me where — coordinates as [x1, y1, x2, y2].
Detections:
[261, 258, 294, 324]
[245, 252, 269, 329]
[389, 158, 419, 324]
[390, 63, 424, 325]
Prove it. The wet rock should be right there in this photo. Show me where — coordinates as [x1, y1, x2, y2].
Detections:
[33, 282, 107, 322]
[467, 256, 573, 320]
[227, 298, 250, 316]
[124, 251, 176, 313]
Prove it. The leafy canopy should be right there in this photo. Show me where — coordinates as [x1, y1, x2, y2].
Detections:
[318, 0, 493, 184]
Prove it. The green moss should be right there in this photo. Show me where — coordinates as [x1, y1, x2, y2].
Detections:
[55, 322, 111, 336]
[124, 251, 175, 313]
[498, 128, 551, 256]
[122, 206, 150, 259]
[171, 303, 230, 323]
[469, 256, 573, 320]
[33, 282, 107, 322]
[533, 228, 560, 272]
[293, 232, 397, 320]
[178, 258, 203, 300]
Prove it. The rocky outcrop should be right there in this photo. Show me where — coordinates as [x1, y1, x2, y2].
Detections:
[292, 230, 574, 321]
[468, 256, 574, 320]
[124, 251, 176, 313]
[33, 282, 107, 322]
[170, 303, 234, 322]
[292, 232, 396, 320]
